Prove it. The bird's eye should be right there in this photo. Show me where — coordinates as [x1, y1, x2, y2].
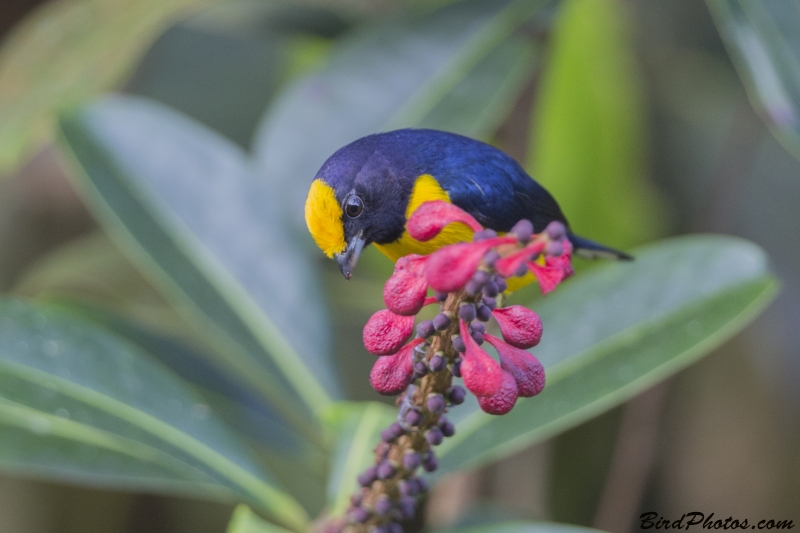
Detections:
[345, 196, 364, 218]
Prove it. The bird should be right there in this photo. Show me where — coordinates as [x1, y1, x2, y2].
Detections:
[305, 128, 631, 281]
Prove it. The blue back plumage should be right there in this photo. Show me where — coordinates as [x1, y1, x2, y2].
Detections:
[316, 128, 568, 234]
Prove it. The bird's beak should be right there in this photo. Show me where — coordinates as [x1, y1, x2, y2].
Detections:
[335, 233, 365, 280]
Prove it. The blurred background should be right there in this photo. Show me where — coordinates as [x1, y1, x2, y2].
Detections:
[0, 0, 798, 532]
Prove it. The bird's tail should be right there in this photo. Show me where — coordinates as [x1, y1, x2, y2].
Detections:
[567, 234, 633, 261]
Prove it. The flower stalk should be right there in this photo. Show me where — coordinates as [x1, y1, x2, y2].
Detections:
[324, 201, 573, 533]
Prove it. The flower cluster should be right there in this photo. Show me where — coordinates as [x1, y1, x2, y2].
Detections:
[334, 201, 573, 533]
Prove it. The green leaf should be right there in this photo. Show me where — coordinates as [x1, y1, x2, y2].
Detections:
[58, 95, 339, 434]
[252, 0, 549, 234]
[436, 236, 778, 476]
[528, 0, 666, 248]
[0, 0, 232, 174]
[435, 521, 609, 533]
[227, 505, 294, 533]
[706, 0, 800, 163]
[434, 521, 611, 533]
[323, 402, 396, 515]
[0, 298, 309, 532]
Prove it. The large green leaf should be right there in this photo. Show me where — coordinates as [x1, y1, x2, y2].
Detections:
[528, 0, 665, 248]
[323, 402, 396, 516]
[0, 0, 232, 174]
[435, 521, 610, 533]
[58, 95, 339, 434]
[706, 0, 800, 163]
[436, 236, 777, 476]
[0, 299, 308, 532]
[252, 0, 548, 235]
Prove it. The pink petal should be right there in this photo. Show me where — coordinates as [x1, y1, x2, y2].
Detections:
[527, 260, 565, 295]
[546, 252, 574, 279]
[491, 305, 543, 349]
[407, 201, 483, 241]
[484, 334, 545, 397]
[495, 241, 545, 278]
[458, 319, 503, 397]
[383, 255, 429, 316]
[477, 371, 519, 415]
[369, 339, 423, 395]
[425, 237, 514, 293]
[363, 309, 415, 355]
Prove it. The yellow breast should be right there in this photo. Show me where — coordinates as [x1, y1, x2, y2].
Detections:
[373, 174, 475, 261]
[373, 174, 538, 292]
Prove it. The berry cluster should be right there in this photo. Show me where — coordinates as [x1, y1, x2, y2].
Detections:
[333, 201, 573, 533]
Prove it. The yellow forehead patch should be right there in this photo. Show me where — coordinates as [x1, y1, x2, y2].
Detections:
[305, 179, 346, 258]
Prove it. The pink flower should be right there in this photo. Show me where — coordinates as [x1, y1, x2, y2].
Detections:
[477, 371, 518, 415]
[363, 309, 415, 355]
[495, 241, 545, 278]
[484, 334, 545, 397]
[370, 339, 424, 395]
[384, 255, 429, 316]
[407, 200, 483, 241]
[527, 261, 565, 295]
[425, 237, 515, 293]
[458, 319, 503, 397]
[491, 305, 543, 349]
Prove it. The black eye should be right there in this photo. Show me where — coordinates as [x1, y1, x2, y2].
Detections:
[345, 196, 364, 218]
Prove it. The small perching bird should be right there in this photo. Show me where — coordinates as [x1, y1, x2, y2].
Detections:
[305, 128, 631, 281]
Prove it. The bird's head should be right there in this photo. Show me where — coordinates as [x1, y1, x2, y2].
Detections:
[305, 133, 415, 279]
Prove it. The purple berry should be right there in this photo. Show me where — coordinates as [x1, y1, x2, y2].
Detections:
[470, 321, 486, 334]
[432, 313, 451, 331]
[427, 426, 444, 445]
[546, 220, 566, 240]
[476, 304, 492, 321]
[374, 494, 393, 516]
[473, 229, 497, 241]
[358, 466, 377, 487]
[350, 506, 370, 523]
[514, 262, 530, 277]
[377, 461, 396, 480]
[511, 219, 534, 243]
[415, 476, 429, 493]
[546, 239, 564, 256]
[399, 478, 418, 496]
[416, 320, 435, 339]
[483, 297, 497, 311]
[495, 276, 508, 293]
[483, 250, 500, 267]
[459, 303, 476, 322]
[451, 358, 462, 377]
[470, 329, 484, 345]
[422, 452, 438, 472]
[448, 385, 466, 405]
[465, 279, 482, 296]
[426, 393, 445, 413]
[381, 428, 395, 442]
[387, 523, 403, 533]
[483, 280, 499, 297]
[397, 496, 417, 519]
[403, 451, 421, 471]
[414, 361, 428, 376]
[473, 270, 490, 285]
[452, 335, 466, 353]
[370, 527, 390, 533]
[405, 409, 423, 427]
[435, 290, 448, 302]
[351, 492, 364, 507]
[429, 354, 447, 372]
[439, 417, 456, 437]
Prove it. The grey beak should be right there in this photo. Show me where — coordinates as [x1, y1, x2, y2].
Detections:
[335, 234, 365, 280]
